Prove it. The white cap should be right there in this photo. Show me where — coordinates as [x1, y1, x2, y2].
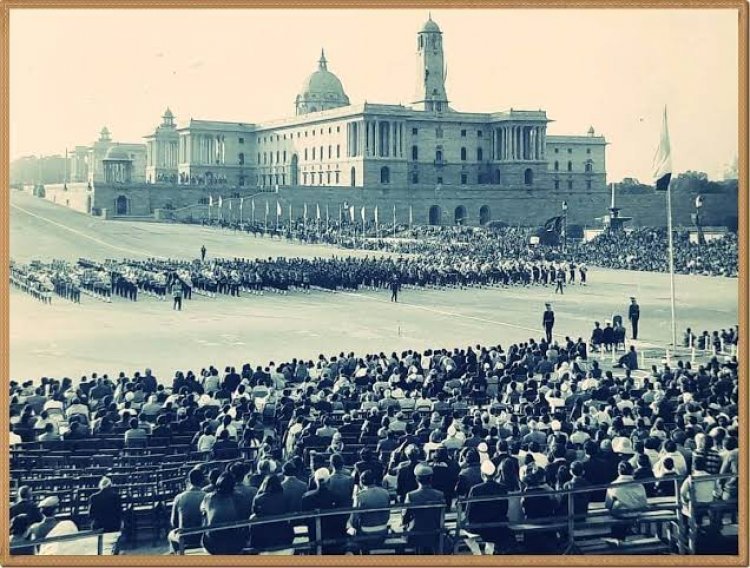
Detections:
[313, 467, 331, 483]
[480, 460, 497, 476]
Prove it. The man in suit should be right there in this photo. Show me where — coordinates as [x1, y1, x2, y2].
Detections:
[280, 461, 307, 513]
[543, 303, 555, 343]
[628, 297, 640, 340]
[88, 476, 123, 533]
[402, 464, 446, 554]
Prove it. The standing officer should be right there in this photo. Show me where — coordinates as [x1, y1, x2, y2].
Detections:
[555, 268, 565, 295]
[390, 274, 401, 303]
[543, 303, 555, 343]
[172, 277, 184, 311]
[201, 245, 207, 262]
[628, 297, 640, 340]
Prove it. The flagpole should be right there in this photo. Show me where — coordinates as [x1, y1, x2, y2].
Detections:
[666, 182, 677, 348]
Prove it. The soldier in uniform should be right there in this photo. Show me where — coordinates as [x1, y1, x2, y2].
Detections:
[555, 268, 565, 295]
[172, 277, 184, 311]
[390, 274, 401, 303]
[628, 297, 640, 340]
[201, 244, 207, 262]
[543, 303, 555, 343]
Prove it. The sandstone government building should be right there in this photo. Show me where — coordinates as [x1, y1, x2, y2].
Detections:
[54, 16, 612, 227]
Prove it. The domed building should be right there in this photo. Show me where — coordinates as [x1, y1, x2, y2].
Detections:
[295, 50, 350, 116]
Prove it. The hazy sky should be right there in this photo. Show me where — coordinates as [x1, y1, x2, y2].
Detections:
[10, 9, 739, 181]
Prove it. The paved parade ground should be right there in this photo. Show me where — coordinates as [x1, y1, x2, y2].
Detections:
[9, 190, 739, 381]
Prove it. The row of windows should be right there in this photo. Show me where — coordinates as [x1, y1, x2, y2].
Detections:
[258, 126, 342, 145]
[553, 161, 595, 173]
[302, 171, 341, 185]
[409, 127, 484, 138]
[410, 146, 484, 162]
[553, 147, 593, 154]
[553, 179, 592, 190]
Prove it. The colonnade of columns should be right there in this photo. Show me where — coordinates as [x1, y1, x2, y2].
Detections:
[187, 134, 227, 165]
[362, 119, 405, 158]
[493, 125, 545, 161]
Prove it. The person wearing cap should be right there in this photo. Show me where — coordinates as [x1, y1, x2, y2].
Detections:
[402, 463, 446, 554]
[348, 470, 391, 553]
[28, 496, 61, 543]
[300, 467, 342, 554]
[88, 476, 123, 533]
[628, 297, 640, 340]
[542, 303, 555, 343]
[464, 459, 510, 555]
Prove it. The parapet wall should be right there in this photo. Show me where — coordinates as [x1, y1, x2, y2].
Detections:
[37, 181, 738, 229]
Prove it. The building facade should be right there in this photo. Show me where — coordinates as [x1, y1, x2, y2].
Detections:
[60, 15, 609, 224]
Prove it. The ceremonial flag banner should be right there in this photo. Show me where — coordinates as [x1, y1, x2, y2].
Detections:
[209, 195, 213, 207]
[374, 206, 379, 224]
[316, 204, 321, 220]
[361, 206, 366, 223]
[349, 206, 355, 222]
[218, 196, 223, 207]
[409, 205, 413, 225]
[265, 201, 269, 216]
[228, 200, 232, 211]
[653, 106, 672, 191]
[393, 204, 397, 224]
[304, 203, 308, 219]
[695, 195, 704, 208]
[276, 201, 282, 216]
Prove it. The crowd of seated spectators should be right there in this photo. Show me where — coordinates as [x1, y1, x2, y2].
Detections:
[9, 330, 739, 555]
[191, 220, 737, 278]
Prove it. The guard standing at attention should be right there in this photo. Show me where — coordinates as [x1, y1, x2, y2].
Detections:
[390, 274, 401, 303]
[628, 297, 640, 340]
[543, 303, 555, 343]
[172, 278, 184, 311]
[201, 245, 207, 262]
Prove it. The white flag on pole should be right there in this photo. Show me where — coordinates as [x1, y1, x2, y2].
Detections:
[361, 206, 366, 223]
[409, 205, 413, 225]
[218, 196, 223, 208]
[209, 195, 213, 207]
[304, 203, 308, 220]
[276, 201, 282, 216]
[374, 206, 379, 224]
[349, 206, 355, 222]
[653, 106, 672, 191]
[316, 203, 321, 220]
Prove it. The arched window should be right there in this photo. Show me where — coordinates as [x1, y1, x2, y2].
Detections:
[554, 161, 559, 171]
[454, 205, 467, 226]
[479, 205, 491, 225]
[585, 162, 593, 173]
[524, 168, 533, 186]
[412, 145, 419, 161]
[436, 149, 443, 162]
[460, 147, 467, 161]
[477, 148, 483, 162]
[567, 161, 573, 172]
[350, 166, 356, 187]
[238, 152, 245, 165]
[429, 205, 442, 226]
[380, 166, 390, 184]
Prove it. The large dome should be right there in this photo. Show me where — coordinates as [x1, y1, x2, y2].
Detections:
[296, 50, 350, 115]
